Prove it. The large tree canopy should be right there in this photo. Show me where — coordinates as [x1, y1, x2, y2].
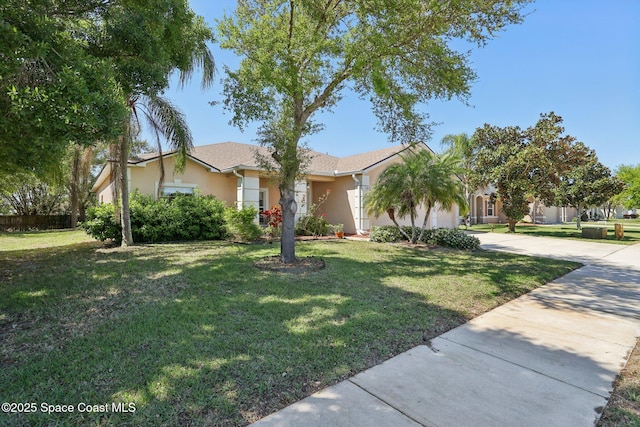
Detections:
[0, 1, 127, 176]
[218, 0, 531, 262]
[552, 152, 623, 229]
[472, 112, 587, 232]
[2, 1, 215, 245]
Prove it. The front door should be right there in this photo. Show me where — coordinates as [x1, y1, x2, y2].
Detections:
[476, 196, 483, 224]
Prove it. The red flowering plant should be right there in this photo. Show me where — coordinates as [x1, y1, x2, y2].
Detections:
[260, 205, 282, 238]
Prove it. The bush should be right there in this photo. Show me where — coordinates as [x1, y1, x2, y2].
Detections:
[81, 203, 122, 243]
[427, 228, 480, 250]
[369, 225, 409, 243]
[224, 206, 263, 242]
[82, 192, 227, 243]
[296, 214, 329, 236]
[369, 225, 480, 250]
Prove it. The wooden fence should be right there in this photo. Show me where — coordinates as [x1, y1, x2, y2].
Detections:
[0, 215, 72, 232]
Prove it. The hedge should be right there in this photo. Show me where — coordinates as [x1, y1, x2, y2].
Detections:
[82, 192, 227, 244]
[369, 225, 480, 250]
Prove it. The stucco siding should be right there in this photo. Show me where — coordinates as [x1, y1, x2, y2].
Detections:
[128, 157, 236, 205]
[95, 179, 116, 205]
[312, 177, 356, 233]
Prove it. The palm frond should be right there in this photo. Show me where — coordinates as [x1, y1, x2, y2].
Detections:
[177, 20, 216, 90]
[136, 94, 193, 198]
[142, 94, 194, 169]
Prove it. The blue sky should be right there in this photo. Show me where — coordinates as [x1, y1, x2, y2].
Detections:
[152, 0, 640, 171]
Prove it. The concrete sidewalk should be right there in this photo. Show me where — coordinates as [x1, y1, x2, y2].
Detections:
[251, 234, 640, 427]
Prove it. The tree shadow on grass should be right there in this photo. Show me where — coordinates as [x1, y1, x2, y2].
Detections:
[0, 239, 579, 427]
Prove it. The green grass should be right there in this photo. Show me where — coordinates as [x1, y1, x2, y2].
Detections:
[598, 339, 640, 426]
[469, 222, 640, 244]
[0, 231, 579, 426]
[0, 229, 95, 251]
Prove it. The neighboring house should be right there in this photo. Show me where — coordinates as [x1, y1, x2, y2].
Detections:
[469, 185, 505, 225]
[91, 141, 461, 235]
[469, 186, 578, 225]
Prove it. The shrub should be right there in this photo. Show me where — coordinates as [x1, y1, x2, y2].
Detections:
[260, 205, 282, 228]
[296, 214, 329, 236]
[296, 190, 331, 237]
[427, 228, 480, 250]
[131, 193, 227, 242]
[81, 203, 122, 243]
[369, 225, 408, 243]
[369, 225, 480, 250]
[82, 192, 227, 243]
[224, 206, 263, 242]
[261, 205, 282, 238]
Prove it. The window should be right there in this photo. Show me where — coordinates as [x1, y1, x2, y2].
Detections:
[161, 184, 195, 200]
[486, 200, 494, 216]
[258, 189, 268, 225]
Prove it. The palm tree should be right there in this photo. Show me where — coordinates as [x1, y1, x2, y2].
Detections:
[113, 94, 202, 246]
[95, 0, 216, 247]
[365, 148, 467, 244]
[440, 133, 476, 227]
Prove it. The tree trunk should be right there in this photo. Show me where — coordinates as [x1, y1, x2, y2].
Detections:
[119, 133, 133, 247]
[576, 203, 582, 230]
[388, 208, 411, 241]
[465, 184, 471, 228]
[280, 188, 297, 263]
[70, 147, 80, 229]
[417, 202, 433, 242]
[410, 211, 417, 244]
[507, 218, 517, 232]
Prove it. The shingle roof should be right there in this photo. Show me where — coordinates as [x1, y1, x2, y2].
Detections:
[336, 145, 414, 172]
[133, 141, 423, 175]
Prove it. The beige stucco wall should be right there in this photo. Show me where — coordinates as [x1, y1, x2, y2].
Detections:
[524, 202, 579, 224]
[311, 177, 357, 233]
[95, 177, 116, 205]
[94, 158, 237, 206]
[127, 157, 237, 205]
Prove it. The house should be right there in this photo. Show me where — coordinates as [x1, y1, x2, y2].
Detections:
[469, 186, 578, 224]
[91, 141, 461, 235]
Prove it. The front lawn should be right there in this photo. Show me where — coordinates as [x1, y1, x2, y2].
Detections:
[1, 231, 578, 426]
[0, 228, 95, 251]
[469, 222, 640, 244]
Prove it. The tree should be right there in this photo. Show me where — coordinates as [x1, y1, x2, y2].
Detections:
[473, 113, 583, 232]
[440, 133, 476, 227]
[615, 164, 640, 210]
[218, 0, 530, 263]
[67, 145, 95, 228]
[1, 1, 127, 177]
[91, 0, 215, 246]
[0, 172, 67, 216]
[553, 153, 624, 229]
[365, 148, 467, 244]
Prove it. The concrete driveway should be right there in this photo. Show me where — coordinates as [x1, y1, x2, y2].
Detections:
[251, 233, 640, 427]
